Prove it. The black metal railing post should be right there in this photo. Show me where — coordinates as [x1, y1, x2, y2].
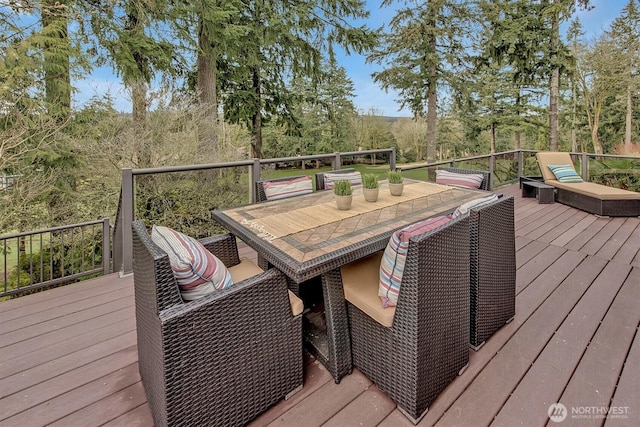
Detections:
[251, 158, 261, 204]
[103, 218, 111, 275]
[121, 168, 134, 275]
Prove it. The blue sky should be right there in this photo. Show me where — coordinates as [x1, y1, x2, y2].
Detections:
[73, 0, 631, 118]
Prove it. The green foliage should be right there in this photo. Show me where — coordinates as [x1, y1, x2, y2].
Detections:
[3, 231, 105, 296]
[333, 179, 352, 196]
[387, 170, 404, 184]
[362, 173, 379, 189]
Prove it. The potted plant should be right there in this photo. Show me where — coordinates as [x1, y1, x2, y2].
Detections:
[387, 170, 404, 196]
[362, 173, 380, 202]
[333, 179, 353, 210]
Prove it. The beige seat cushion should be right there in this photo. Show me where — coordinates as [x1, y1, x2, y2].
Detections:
[341, 252, 395, 327]
[228, 258, 304, 316]
[548, 180, 640, 200]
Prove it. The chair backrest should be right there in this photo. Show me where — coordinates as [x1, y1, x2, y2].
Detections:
[437, 167, 491, 191]
[314, 168, 359, 191]
[535, 151, 574, 182]
[255, 175, 313, 202]
[132, 220, 183, 313]
[394, 215, 470, 315]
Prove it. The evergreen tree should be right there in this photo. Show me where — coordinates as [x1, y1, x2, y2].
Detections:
[219, 0, 375, 158]
[370, 0, 472, 162]
[606, 0, 640, 149]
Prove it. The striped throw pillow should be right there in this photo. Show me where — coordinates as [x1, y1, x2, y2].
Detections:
[263, 176, 313, 200]
[379, 215, 452, 308]
[436, 169, 485, 189]
[324, 171, 362, 190]
[452, 194, 499, 218]
[547, 164, 583, 183]
[151, 225, 233, 301]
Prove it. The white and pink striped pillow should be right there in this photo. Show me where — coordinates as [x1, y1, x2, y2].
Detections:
[151, 225, 233, 301]
[378, 215, 452, 308]
[324, 171, 362, 190]
[263, 176, 313, 200]
[436, 169, 484, 189]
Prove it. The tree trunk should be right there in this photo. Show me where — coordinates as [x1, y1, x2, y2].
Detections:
[426, 65, 437, 162]
[625, 84, 632, 148]
[42, 0, 71, 122]
[251, 66, 263, 158]
[514, 90, 521, 150]
[549, 8, 560, 151]
[490, 122, 496, 154]
[197, 20, 218, 155]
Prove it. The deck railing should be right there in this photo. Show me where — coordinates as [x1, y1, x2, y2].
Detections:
[1, 219, 111, 298]
[2, 147, 637, 293]
[113, 149, 397, 274]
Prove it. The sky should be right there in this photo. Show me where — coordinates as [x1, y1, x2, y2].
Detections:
[72, 0, 631, 118]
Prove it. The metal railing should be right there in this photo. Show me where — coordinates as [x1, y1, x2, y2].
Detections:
[0, 174, 22, 191]
[1, 219, 111, 298]
[3, 147, 636, 294]
[113, 149, 397, 274]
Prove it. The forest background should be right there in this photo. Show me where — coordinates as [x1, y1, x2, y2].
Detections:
[1, 0, 639, 235]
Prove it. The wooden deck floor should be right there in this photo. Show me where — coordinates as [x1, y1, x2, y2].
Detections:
[1, 184, 638, 427]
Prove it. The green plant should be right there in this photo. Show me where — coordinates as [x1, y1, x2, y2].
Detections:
[333, 179, 352, 196]
[387, 170, 404, 184]
[362, 173, 379, 189]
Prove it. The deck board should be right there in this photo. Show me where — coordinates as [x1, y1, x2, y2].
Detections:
[1, 183, 639, 427]
[490, 261, 632, 426]
[555, 267, 640, 427]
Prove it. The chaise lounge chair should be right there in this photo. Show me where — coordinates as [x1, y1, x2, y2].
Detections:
[536, 152, 640, 217]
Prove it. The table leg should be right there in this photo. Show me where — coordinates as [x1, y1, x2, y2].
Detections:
[320, 268, 353, 383]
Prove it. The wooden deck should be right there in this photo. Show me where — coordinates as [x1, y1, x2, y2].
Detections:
[1, 184, 638, 427]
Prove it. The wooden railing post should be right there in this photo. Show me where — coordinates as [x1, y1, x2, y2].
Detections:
[121, 169, 134, 275]
[334, 152, 341, 170]
[581, 152, 589, 180]
[251, 159, 261, 204]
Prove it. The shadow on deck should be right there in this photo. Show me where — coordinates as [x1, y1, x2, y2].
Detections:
[1, 184, 638, 426]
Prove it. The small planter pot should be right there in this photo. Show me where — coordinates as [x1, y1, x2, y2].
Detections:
[335, 194, 353, 210]
[363, 187, 379, 202]
[389, 183, 404, 196]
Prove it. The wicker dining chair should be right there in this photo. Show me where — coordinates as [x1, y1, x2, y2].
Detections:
[255, 175, 313, 203]
[131, 220, 303, 427]
[468, 195, 516, 349]
[314, 168, 357, 191]
[437, 166, 492, 191]
[340, 215, 471, 424]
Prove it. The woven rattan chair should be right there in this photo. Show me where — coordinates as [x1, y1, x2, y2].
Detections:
[468, 195, 516, 350]
[132, 220, 303, 427]
[437, 166, 491, 191]
[340, 215, 471, 424]
[314, 168, 357, 191]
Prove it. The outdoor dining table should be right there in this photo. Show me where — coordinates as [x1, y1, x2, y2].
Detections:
[211, 179, 491, 383]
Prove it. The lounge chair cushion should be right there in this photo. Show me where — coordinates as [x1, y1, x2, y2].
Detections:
[151, 225, 233, 301]
[263, 176, 313, 200]
[378, 215, 451, 308]
[342, 252, 395, 327]
[548, 180, 640, 200]
[452, 194, 499, 218]
[228, 258, 304, 316]
[324, 171, 362, 190]
[547, 164, 583, 183]
[436, 169, 484, 189]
